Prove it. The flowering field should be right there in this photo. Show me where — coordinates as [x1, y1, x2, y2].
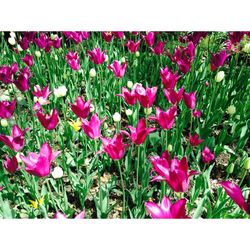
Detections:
[0, 31, 249, 219]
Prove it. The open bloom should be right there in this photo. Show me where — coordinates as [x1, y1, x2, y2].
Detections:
[100, 134, 128, 160]
[121, 118, 156, 145]
[160, 66, 180, 89]
[66, 51, 80, 70]
[0, 99, 16, 119]
[134, 83, 157, 108]
[145, 195, 190, 219]
[63, 32, 89, 43]
[210, 50, 228, 71]
[116, 87, 137, 106]
[81, 113, 107, 139]
[183, 91, 196, 110]
[54, 211, 85, 219]
[3, 155, 19, 174]
[125, 40, 141, 53]
[20, 142, 61, 177]
[32, 85, 51, 110]
[14, 67, 31, 92]
[0, 63, 18, 84]
[36, 108, 59, 130]
[150, 150, 199, 192]
[0, 124, 29, 151]
[87, 47, 107, 65]
[142, 32, 155, 46]
[163, 87, 184, 105]
[22, 54, 33, 67]
[107, 60, 127, 78]
[189, 134, 203, 146]
[68, 118, 82, 132]
[192, 109, 201, 118]
[220, 181, 250, 215]
[150, 41, 165, 55]
[70, 96, 92, 119]
[149, 106, 177, 130]
[201, 146, 215, 163]
[102, 32, 113, 42]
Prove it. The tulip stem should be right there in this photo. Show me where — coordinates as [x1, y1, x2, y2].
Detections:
[136, 145, 141, 195]
[190, 111, 193, 134]
[117, 160, 126, 218]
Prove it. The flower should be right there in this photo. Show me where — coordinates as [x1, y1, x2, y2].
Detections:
[51, 166, 64, 179]
[54, 86, 67, 98]
[32, 85, 51, 110]
[0, 124, 29, 151]
[183, 91, 196, 110]
[226, 105, 236, 115]
[201, 146, 215, 163]
[189, 134, 203, 146]
[81, 113, 106, 139]
[70, 96, 92, 119]
[215, 71, 225, 82]
[150, 41, 165, 55]
[125, 109, 133, 116]
[242, 42, 250, 53]
[68, 118, 82, 132]
[22, 54, 33, 67]
[63, 32, 89, 43]
[112, 112, 121, 122]
[0, 99, 16, 119]
[8, 36, 16, 45]
[0, 63, 18, 84]
[220, 181, 250, 215]
[149, 106, 177, 130]
[102, 32, 113, 42]
[145, 195, 190, 219]
[192, 110, 201, 118]
[1, 119, 8, 127]
[150, 150, 199, 192]
[54, 211, 85, 219]
[14, 67, 31, 92]
[135, 51, 140, 57]
[125, 40, 141, 53]
[36, 108, 59, 130]
[89, 68, 96, 78]
[121, 118, 156, 145]
[113, 32, 124, 39]
[107, 60, 128, 78]
[210, 50, 228, 71]
[142, 32, 155, 47]
[163, 87, 184, 105]
[144, 107, 152, 115]
[160, 66, 180, 89]
[35, 51, 41, 58]
[3, 155, 19, 174]
[243, 157, 250, 171]
[134, 83, 157, 108]
[87, 47, 107, 64]
[116, 87, 137, 106]
[29, 196, 44, 209]
[20, 142, 61, 177]
[127, 80, 133, 89]
[66, 51, 80, 71]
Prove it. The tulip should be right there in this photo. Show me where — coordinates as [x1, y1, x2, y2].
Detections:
[54, 211, 85, 219]
[0, 124, 29, 151]
[70, 96, 92, 119]
[51, 166, 63, 179]
[20, 142, 61, 177]
[112, 112, 121, 122]
[149, 106, 177, 130]
[183, 91, 196, 110]
[125, 40, 141, 53]
[142, 32, 155, 47]
[0, 99, 16, 119]
[81, 113, 106, 139]
[192, 109, 201, 118]
[116, 87, 137, 106]
[14, 67, 31, 92]
[150, 150, 199, 192]
[189, 134, 203, 146]
[160, 66, 180, 89]
[243, 157, 250, 171]
[112, 32, 124, 39]
[134, 83, 157, 108]
[127, 80, 133, 89]
[163, 87, 184, 105]
[107, 60, 127, 78]
[34, 33, 47, 49]
[66, 51, 80, 71]
[68, 118, 82, 132]
[100, 134, 128, 160]
[210, 50, 228, 71]
[102, 32, 113, 42]
[87, 47, 107, 65]
[201, 146, 215, 163]
[1, 119, 8, 127]
[150, 41, 165, 55]
[220, 181, 250, 215]
[0, 63, 18, 84]
[3, 155, 19, 174]
[125, 109, 133, 116]
[36, 108, 59, 130]
[18, 37, 30, 50]
[145, 195, 190, 219]
[121, 118, 156, 145]
[215, 71, 225, 82]
[89, 68, 96, 78]
[32, 85, 51, 110]
[63, 32, 89, 43]
[54, 86, 67, 98]
[22, 54, 33, 67]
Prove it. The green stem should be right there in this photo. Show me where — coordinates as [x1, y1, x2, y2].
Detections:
[117, 160, 126, 218]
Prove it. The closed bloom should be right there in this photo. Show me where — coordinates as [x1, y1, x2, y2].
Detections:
[149, 106, 177, 130]
[0, 124, 29, 151]
[134, 83, 157, 108]
[3, 155, 19, 174]
[107, 60, 127, 78]
[54, 86, 67, 98]
[87, 47, 107, 65]
[160, 66, 180, 89]
[116, 87, 137, 106]
[0, 99, 16, 119]
[121, 118, 155, 145]
[22, 54, 33, 67]
[89, 68, 96, 78]
[70, 96, 92, 119]
[66, 51, 80, 71]
[215, 71, 225, 82]
[183, 91, 196, 110]
[163, 87, 184, 105]
[125, 109, 133, 116]
[210, 50, 228, 71]
[112, 112, 121, 122]
[189, 134, 203, 146]
[150, 40, 165, 55]
[20, 142, 61, 177]
[1, 119, 8, 127]
[36, 108, 59, 130]
[51, 166, 63, 179]
[220, 181, 250, 215]
[54, 211, 85, 219]
[14, 67, 31, 92]
[243, 157, 250, 171]
[145, 195, 189, 219]
[142, 32, 155, 47]
[201, 146, 215, 163]
[125, 40, 141, 53]
[127, 80, 133, 89]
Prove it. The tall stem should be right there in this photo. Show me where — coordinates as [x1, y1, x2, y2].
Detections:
[117, 160, 125, 218]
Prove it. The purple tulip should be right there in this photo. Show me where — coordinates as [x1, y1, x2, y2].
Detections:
[22, 54, 33, 67]
[183, 91, 196, 110]
[70, 96, 92, 119]
[3, 155, 19, 174]
[107, 60, 127, 78]
[14, 67, 31, 92]
[112, 32, 124, 39]
[134, 83, 157, 108]
[102, 32, 113, 43]
[66, 51, 80, 71]
[201, 146, 215, 164]
[0, 63, 18, 84]
[210, 50, 228, 71]
[87, 47, 107, 65]
[36, 108, 59, 130]
[0, 99, 16, 119]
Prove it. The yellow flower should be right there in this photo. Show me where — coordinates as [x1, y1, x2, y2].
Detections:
[29, 196, 44, 209]
[68, 118, 82, 131]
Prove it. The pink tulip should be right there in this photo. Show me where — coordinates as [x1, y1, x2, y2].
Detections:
[70, 96, 92, 119]
[145, 195, 190, 219]
[0, 99, 16, 119]
[150, 41, 165, 55]
[102, 32, 113, 42]
[66, 51, 80, 71]
[121, 118, 156, 145]
[52, 35, 62, 49]
[160, 66, 180, 89]
[220, 181, 250, 215]
[201, 146, 215, 164]
[149, 106, 177, 130]
[125, 40, 141, 53]
[189, 134, 203, 146]
[0, 124, 29, 152]
[107, 60, 127, 78]
[112, 32, 124, 39]
[183, 91, 196, 110]
[54, 211, 85, 219]
[81, 113, 107, 139]
[0, 63, 18, 84]
[20, 142, 60, 177]
[163, 87, 184, 105]
[34, 33, 47, 49]
[150, 150, 199, 192]
[142, 32, 155, 47]
[134, 83, 157, 108]
[63, 32, 89, 43]
[100, 134, 128, 160]
[36, 108, 59, 130]
[22, 54, 33, 67]
[192, 109, 201, 118]
[116, 87, 137, 106]
[210, 50, 228, 71]
[3, 155, 19, 174]
[14, 67, 31, 92]
[87, 48, 107, 65]
[32, 85, 51, 108]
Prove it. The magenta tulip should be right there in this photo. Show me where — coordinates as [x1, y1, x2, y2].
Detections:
[201, 146, 215, 164]
[66, 51, 80, 71]
[160, 66, 180, 89]
[32, 85, 51, 105]
[163, 87, 184, 105]
[14, 67, 31, 92]
[102, 32, 113, 42]
[210, 50, 228, 71]
[142, 32, 155, 47]
[192, 109, 201, 118]
[87, 47, 107, 65]
[0, 63, 18, 84]
[36, 108, 59, 130]
[63, 32, 89, 43]
[183, 91, 196, 110]
[116, 87, 137, 106]
[3, 155, 19, 174]
[107, 60, 127, 78]
[22, 54, 33, 67]
[150, 41, 164, 55]
[134, 83, 157, 108]
[112, 32, 124, 39]
[0, 99, 16, 119]
[189, 134, 203, 147]
[54, 211, 85, 219]
[125, 40, 141, 53]
[70, 96, 92, 119]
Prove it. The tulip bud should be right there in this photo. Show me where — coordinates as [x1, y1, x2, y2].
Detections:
[125, 109, 133, 116]
[54, 86, 67, 98]
[35, 51, 41, 58]
[8, 37, 16, 45]
[90, 104, 95, 112]
[242, 43, 250, 53]
[120, 57, 126, 63]
[127, 80, 133, 89]
[105, 54, 109, 62]
[0, 119, 8, 127]
[51, 166, 63, 179]
[113, 112, 121, 122]
[89, 68, 96, 78]
[135, 51, 140, 57]
[227, 164, 234, 174]
[243, 157, 250, 170]
[167, 144, 173, 152]
[17, 44, 23, 52]
[226, 105, 236, 115]
[144, 107, 152, 115]
[54, 55, 58, 61]
[215, 71, 225, 82]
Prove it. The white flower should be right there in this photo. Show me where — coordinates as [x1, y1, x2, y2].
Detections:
[105, 54, 109, 62]
[35, 51, 41, 58]
[113, 112, 121, 122]
[0, 119, 8, 127]
[17, 44, 23, 52]
[8, 37, 16, 46]
[16, 153, 23, 163]
[127, 80, 133, 89]
[242, 43, 250, 53]
[135, 51, 140, 57]
[54, 86, 67, 98]
[226, 105, 236, 115]
[90, 104, 95, 112]
[167, 144, 173, 152]
[125, 109, 133, 116]
[51, 166, 64, 179]
[215, 71, 225, 82]
[54, 55, 58, 61]
[89, 68, 96, 78]
[144, 107, 152, 115]
[120, 57, 126, 63]
[10, 32, 16, 38]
